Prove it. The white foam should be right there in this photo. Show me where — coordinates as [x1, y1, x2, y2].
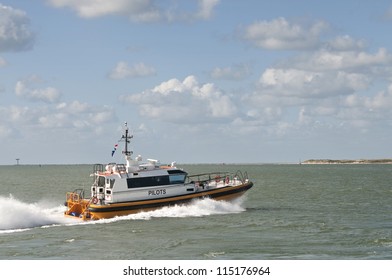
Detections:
[0, 195, 78, 233]
[91, 197, 246, 225]
[0, 195, 246, 231]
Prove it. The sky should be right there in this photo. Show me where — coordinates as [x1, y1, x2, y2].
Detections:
[1, 0, 392, 165]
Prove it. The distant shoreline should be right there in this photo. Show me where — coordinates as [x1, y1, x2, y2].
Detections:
[302, 159, 392, 164]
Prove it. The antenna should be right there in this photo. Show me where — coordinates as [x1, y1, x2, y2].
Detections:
[121, 122, 133, 157]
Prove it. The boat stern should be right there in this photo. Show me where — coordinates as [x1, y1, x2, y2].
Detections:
[64, 190, 93, 220]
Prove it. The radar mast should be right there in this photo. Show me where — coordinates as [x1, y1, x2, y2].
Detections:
[121, 122, 133, 158]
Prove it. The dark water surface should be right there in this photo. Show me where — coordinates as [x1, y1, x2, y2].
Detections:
[1, 164, 391, 259]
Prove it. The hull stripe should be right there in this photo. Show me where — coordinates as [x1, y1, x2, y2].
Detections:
[88, 182, 253, 214]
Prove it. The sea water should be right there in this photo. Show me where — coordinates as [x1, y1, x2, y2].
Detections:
[0, 164, 391, 259]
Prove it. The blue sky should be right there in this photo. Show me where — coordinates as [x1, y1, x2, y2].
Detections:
[1, 0, 392, 164]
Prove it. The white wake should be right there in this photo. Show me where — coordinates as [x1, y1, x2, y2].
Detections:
[91, 197, 246, 225]
[0, 194, 245, 232]
[0, 195, 76, 234]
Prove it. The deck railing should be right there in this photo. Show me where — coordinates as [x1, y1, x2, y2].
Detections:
[186, 170, 249, 185]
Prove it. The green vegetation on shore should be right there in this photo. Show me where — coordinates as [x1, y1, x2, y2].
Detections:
[302, 159, 392, 164]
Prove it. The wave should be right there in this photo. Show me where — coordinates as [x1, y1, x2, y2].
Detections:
[0, 195, 78, 234]
[0, 194, 245, 232]
[91, 197, 246, 225]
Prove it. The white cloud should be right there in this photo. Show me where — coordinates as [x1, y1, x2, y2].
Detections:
[258, 68, 369, 99]
[239, 52, 392, 139]
[210, 63, 251, 80]
[47, 0, 159, 21]
[243, 17, 328, 50]
[325, 35, 366, 51]
[47, 0, 220, 22]
[55, 100, 116, 122]
[366, 85, 392, 109]
[239, 26, 392, 138]
[121, 75, 237, 123]
[344, 84, 392, 112]
[0, 4, 35, 52]
[0, 101, 116, 138]
[195, 0, 220, 20]
[15, 76, 61, 103]
[245, 79, 392, 139]
[109, 62, 156, 79]
[56, 100, 89, 113]
[38, 102, 116, 129]
[291, 48, 392, 72]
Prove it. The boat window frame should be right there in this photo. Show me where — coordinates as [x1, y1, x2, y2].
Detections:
[97, 176, 105, 187]
[127, 175, 170, 188]
[169, 174, 186, 184]
[109, 179, 115, 188]
[168, 169, 187, 184]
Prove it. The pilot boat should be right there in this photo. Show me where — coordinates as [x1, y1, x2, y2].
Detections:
[64, 123, 253, 220]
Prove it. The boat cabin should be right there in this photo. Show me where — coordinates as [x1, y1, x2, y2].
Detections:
[91, 162, 188, 204]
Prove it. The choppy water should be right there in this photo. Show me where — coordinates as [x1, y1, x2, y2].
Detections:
[0, 164, 391, 259]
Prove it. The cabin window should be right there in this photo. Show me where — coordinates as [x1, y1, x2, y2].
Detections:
[97, 176, 105, 187]
[110, 179, 115, 188]
[169, 174, 186, 184]
[167, 170, 187, 184]
[127, 176, 170, 188]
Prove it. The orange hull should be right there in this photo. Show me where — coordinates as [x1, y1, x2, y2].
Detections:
[65, 181, 253, 220]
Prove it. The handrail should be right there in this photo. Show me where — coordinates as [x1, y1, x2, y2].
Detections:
[66, 188, 85, 201]
[234, 170, 249, 183]
[186, 171, 250, 185]
[187, 172, 231, 183]
[187, 172, 230, 178]
[65, 190, 92, 220]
